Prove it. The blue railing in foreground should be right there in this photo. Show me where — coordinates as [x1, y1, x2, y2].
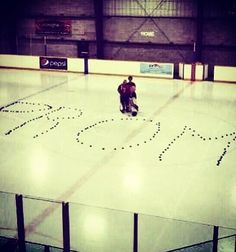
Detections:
[165, 233, 236, 252]
[0, 191, 236, 252]
[0, 235, 78, 252]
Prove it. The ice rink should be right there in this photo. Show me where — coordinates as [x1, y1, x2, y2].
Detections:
[0, 68, 236, 250]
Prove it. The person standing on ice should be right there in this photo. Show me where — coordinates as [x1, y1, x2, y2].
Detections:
[127, 76, 139, 115]
[117, 79, 129, 113]
[117, 76, 139, 116]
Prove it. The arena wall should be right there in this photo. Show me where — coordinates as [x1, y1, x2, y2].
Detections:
[0, 54, 235, 82]
[0, 0, 235, 78]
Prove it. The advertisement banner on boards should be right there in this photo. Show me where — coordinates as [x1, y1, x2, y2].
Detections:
[39, 57, 67, 70]
[140, 62, 173, 77]
[35, 20, 71, 35]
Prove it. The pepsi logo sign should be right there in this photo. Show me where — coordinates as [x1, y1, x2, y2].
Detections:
[40, 58, 49, 66]
[39, 57, 67, 70]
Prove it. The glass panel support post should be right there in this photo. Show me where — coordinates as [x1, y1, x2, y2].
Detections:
[133, 213, 138, 252]
[212, 226, 219, 252]
[62, 202, 70, 252]
[15, 194, 26, 252]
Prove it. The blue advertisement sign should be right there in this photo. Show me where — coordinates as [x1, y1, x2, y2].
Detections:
[140, 63, 173, 76]
[40, 57, 67, 70]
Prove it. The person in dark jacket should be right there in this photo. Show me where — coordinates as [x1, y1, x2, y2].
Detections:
[127, 76, 138, 115]
[117, 79, 129, 113]
[118, 77, 139, 115]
